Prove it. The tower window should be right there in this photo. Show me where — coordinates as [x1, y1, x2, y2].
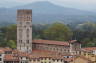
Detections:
[26, 22, 30, 25]
[27, 29, 29, 32]
[19, 40, 22, 43]
[27, 34, 29, 38]
[27, 40, 29, 44]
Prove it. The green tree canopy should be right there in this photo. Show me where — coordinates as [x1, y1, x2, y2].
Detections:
[43, 23, 73, 41]
[7, 40, 16, 49]
[72, 22, 96, 47]
[0, 24, 17, 48]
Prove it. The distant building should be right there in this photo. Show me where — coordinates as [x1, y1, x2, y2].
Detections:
[17, 10, 32, 53]
[70, 47, 96, 63]
[0, 47, 65, 63]
[70, 56, 92, 63]
[82, 47, 96, 55]
[32, 40, 81, 55]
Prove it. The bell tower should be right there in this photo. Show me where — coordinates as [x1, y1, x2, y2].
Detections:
[17, 9, 32, 53]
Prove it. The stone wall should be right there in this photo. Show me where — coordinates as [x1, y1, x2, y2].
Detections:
[33, 43, 70, 54]
[17, 10, 32, 53]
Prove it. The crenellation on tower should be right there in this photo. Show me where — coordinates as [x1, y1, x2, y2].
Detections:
[17, 10, 32, 22]
[17, 9, 32, 53]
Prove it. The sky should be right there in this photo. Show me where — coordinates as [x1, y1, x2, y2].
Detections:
[0, 0, 96, 12]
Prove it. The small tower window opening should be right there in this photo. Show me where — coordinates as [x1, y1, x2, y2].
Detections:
[27, 29, 29, 32]
[19, 40, 22, 43]
[27, 34, 29, 38]
[26, 22, 30, 25]
[26, 29, 29, 38]
[27, 16, 30, 20]
[27, 40, 29, 44]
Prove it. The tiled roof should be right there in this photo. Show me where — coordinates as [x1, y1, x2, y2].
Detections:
[30, 49, 63, 59]
[4, 54, 19, 61]
[12, 49, 63, 59]
[0, 47, 12, 52]
[12, 50, 30, 57]
[69, 40, 77, 43]
[0, 50, 4, 53]
[64, 58, 73, 62]
[1, 48, 65, 61]
[33, 40, 69, 46]
[82, 47, 96, 51]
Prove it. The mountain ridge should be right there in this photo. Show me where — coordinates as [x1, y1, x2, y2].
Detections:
[0, 1, 96, 25]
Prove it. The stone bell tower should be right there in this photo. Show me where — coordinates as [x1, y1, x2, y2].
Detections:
[17, 9, 32, 53]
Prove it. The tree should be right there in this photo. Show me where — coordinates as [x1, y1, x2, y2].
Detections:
[7, 40, 16, 49]
[72, 22, 96, 47]
[6, 24, 17, 42]
[32, 24, 49, 39]
[0, 25, 17, 48]
[43, 23, 73, 41]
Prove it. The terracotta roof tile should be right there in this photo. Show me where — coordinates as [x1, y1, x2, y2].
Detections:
[33, 40, 69, 46]
[29, 49, 63, 59]
[0, 47, 12, 52]
[3, 49, 65, 61]
[82, 47, 96, 51]
[0, 50, 4, 53]
[64, 58, 73, 62]
[4, 54, 19, 61]
[12, 50, 30, 57]
[69, 40, 77, 43]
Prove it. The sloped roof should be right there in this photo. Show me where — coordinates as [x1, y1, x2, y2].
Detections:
[30, 49, 63, 59]
[82, 47, 96, 51]
[33, 40, 69, 46]
[4, 54, 19, 61]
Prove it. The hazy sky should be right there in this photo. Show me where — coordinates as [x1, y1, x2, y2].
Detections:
[0, 0, 96, 11]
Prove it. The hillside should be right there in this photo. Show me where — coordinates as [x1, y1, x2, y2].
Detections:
[0, 1, 96, 25]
